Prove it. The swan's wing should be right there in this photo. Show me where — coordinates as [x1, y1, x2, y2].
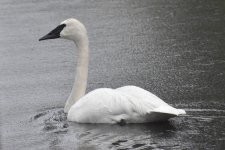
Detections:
[68, 88, 138, 123]
[68, 88, 162, 123]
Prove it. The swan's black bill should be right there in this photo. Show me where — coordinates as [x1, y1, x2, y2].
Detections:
[39, 24, 66, 41]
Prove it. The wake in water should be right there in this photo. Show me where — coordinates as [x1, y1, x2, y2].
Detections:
[31, 108, 68, 134]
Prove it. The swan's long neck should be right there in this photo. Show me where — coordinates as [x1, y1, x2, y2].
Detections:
[64, 35, 89, 113]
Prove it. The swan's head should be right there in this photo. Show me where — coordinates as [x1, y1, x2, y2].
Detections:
[39, 18, 87, 42]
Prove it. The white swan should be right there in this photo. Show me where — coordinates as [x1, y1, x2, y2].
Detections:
[39, 18, 186, 124]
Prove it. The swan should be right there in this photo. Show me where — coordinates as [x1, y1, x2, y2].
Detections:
[39, 18, 186, 124]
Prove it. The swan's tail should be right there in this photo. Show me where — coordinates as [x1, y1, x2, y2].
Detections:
[147, 106, 186, 122]
[151, 105, 186, 116]
[176, 109, 186, 115]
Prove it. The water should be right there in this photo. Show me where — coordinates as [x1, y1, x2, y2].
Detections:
[1, 0, 225, 149]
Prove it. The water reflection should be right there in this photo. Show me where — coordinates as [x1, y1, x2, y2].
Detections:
[63, 117, 178, 150]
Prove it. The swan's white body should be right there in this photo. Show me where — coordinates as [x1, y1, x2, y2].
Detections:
[40, 18, 186, 124]
[68, 86, 185, 123]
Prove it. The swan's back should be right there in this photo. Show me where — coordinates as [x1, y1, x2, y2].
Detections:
[68, 86, 186, 123]
[116, 86, 169, 108]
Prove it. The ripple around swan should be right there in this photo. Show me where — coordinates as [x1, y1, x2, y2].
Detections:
[30, 103, 225, 150]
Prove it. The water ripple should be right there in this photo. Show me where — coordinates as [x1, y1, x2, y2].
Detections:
[30, 104, 225, 150]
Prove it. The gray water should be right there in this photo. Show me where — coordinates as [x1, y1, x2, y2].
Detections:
[1, 0, 225, 149]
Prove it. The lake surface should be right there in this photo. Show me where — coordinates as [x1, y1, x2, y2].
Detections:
[1, 0, 225, 149]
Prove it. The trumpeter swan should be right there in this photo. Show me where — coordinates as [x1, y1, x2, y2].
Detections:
[39, 18, 186, 123]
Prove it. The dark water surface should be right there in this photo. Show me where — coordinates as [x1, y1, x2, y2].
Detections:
[1, 0, 225, 149]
